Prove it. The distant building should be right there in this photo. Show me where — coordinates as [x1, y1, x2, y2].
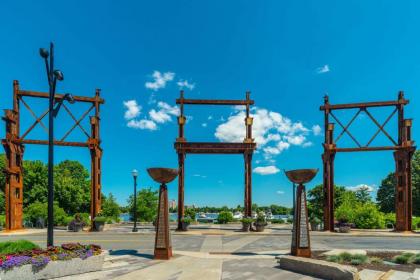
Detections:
[169, 199, 176, 209]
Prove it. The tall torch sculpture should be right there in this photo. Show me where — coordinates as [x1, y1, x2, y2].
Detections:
[285, 169, 318, 258]
[147, 168, 178, 260]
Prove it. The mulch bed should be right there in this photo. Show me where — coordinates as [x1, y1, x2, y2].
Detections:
[312, 251, 420, 272]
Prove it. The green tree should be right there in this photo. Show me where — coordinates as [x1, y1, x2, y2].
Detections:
[307, 184, 347, 221]
[54, 160, 91, 214]
[184, 208, 196, 220]
[25, 201, 68, 226]
[354, 186, 372, 204]
[376, 151, 420, 215]
[335, 191, 359, 223]
[128, 188, 158, 222]
[0, 154, 5, 192]
[101, 193, 121, 220]
[23, 160, 48, 207]
[217, 211, 233, 224]
[376, 172, 395, 213]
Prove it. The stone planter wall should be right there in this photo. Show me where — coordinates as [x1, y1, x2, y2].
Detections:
[0, 253, 105, 280]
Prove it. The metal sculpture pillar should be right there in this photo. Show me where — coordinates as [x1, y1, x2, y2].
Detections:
[174, 91, 256, 230]
[89, 90, 102, 227]
[322, 107, 336, 231]
[394, 117, 415, 231]
[2, 82, 24, 230]
[320, 92, 416, 232]
[147, 168, 178, 260]
[2, 80, 104, 230]
[285, 169, 318, 258]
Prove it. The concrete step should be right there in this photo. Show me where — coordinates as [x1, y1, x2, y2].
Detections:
[359, 269, 385, 280]
[384, 270, 413, 280]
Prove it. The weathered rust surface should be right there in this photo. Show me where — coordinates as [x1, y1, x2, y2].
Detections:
[1, 80, 104, 230]
[175, 91, 256, 229]
[320, 92, 416, 232]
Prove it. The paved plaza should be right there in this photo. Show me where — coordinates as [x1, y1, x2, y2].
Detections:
[1, 224, 420, 279]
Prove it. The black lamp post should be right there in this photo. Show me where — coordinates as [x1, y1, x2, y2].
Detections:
[39, 42, 74, 246]
[132, 169, 139, 232]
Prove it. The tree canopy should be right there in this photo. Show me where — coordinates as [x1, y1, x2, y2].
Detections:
[376, 150, 420, 215]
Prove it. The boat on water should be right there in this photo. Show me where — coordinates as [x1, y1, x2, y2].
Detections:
[198, 212, 207, 218]
[233, 211, 243, 219]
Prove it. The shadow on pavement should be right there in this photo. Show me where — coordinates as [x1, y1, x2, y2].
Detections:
[109, 249, 154, 259]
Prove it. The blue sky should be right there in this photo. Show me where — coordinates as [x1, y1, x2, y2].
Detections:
[0, 1, 419, 207]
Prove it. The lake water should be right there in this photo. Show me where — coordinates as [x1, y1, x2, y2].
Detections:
[120, 212, 290, 222]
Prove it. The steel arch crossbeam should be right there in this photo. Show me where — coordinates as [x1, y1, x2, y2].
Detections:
[174, 90, 256, 230]
[1, 80, 104, 231]
[320, 92, 416, 232]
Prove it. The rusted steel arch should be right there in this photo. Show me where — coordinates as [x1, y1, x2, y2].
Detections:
[320, 92, 416, 232]
[174, 91, 256, 230]
[1, 80, 105, 231]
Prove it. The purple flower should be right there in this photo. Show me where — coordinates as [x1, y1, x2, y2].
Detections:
[1, 256, 32, 269]
[31, 256, 50, 268]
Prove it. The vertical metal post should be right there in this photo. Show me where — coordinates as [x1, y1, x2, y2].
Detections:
[47, 42, 55, 247]
[177, 153, 185, 230]
[323, 120, 335, 232]
[132, 175, 138, 232]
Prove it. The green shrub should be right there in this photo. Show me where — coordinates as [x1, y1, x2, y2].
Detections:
[0, 240, 39, 255]
[326, 255, 340, 263]
[412, 217, 420, 230]
[339, 252, 352, 262]
[94, 216, 107, 223]
[286, 217, 293, 223]
[271, 219, 285, 224]
[393, 255, 410, 264]
[369, 257, 383, 264]
[402, 252, 415, 258]
[335, 192, 359, 223]
[241, 218, 254, 224]
[26, 202, 69, 226]
[0, 215, 5, 227]
[351, 254, 368, 263]
[350, 258, 363, 265]
[217, 211, 233, 224]
[383, 213, 395, 228]
[255, 213, 267, 226]
[413, 256, 420, 264]
[181, 216, 193, 223]
[79, 213, 91, 226]
[184, 208, 196, 221]
[64, 216, 73, 226]
[353, 203, 385, 229]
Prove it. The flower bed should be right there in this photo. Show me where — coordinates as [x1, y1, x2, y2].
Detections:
[313, 250, 420, 272]
[0, 242, 104, 280]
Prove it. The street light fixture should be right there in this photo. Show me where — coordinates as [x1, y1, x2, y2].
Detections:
[132, 169, 139, 232]
[39, 42, 73, 247]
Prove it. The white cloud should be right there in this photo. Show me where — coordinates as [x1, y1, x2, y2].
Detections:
[193, 174, 207, 178]
[177, 80, 195, 90]
[148, 102, 180, 124]
[208, 115, 213, 120]
[202, 123, 207, 127]
[149, 109, 171, 123]
[145, 71, 175, 91]
[253, 166, 280, 175]
[124, 99, 180, 131]
[215, 107, 314, 160]
[123, 100, 141, 120]
[347, 184, 375, 192]
[127, 119, 157, 130]
[312, 124, 322, 136]
[316, 64, 330, 74]
[276, 190, 285, 195]
[157, 102, 180, 116]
